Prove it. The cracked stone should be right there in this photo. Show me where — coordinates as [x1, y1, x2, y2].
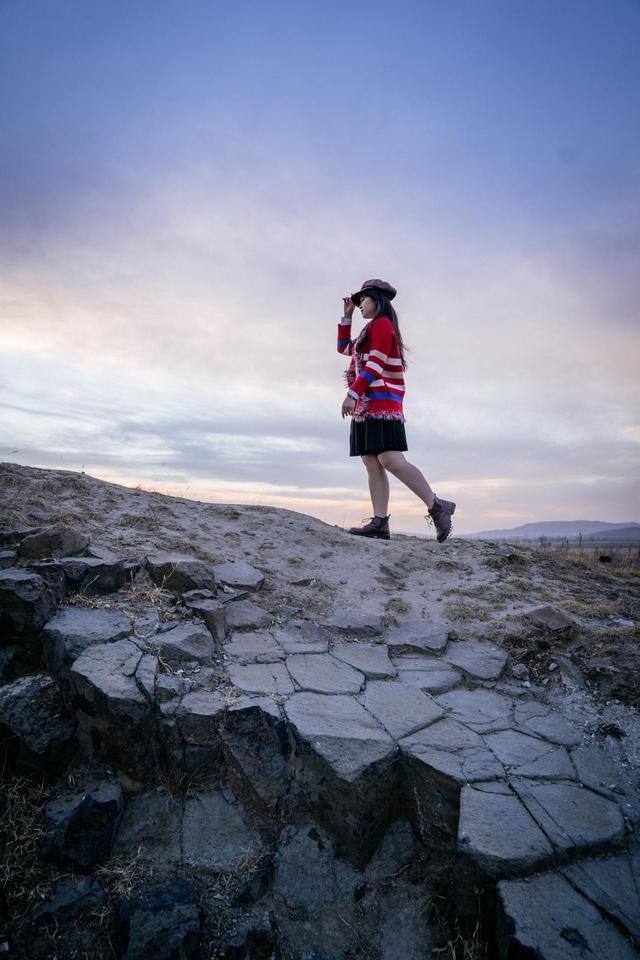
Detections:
[561, 851, 640, 943]
[571, 743, 625, 797]
[284, 692, 394, 782]
[497, 870, 639, 960]
[514, 701, 581, 746]
[272, 619, 329, 654]
[359, 680, 443, 740]
[42, 607, 132, 677]
[332, 641, 396, 678]
[0, 673, 76, 776]
[145, 554, 217, 593]
[441, 639, 508, 680]
[402, 718, 504, 784]
[175, 690, 227, 744]
[286, 653, 365, 694]
[18, 524, 89, 560]
[436, 688, 514, 733]
[225, 600, 272, 632]
[0, 569, 58, 639]
[458, 784, 553, 875]
[394, 656, 461, 693]
[226, 660, 294, 695]
[213, 560, 264, 591]
[485, 730, 575, 780]
[152, 622, 215, 666]
[385, 621, 448, 654]
[223, 631, 285, 664]
[182, 789, 262, 871]
[323, 609, 384, 637]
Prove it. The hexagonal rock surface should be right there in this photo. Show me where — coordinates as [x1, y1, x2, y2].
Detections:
[440, 639, 508, 680]
[152, 622, 214, 665]
[223, 631, 284, 664]
[561, 852, 640, 942]
[401, 718, 504, 784]
[272, 619, 329, 654]
[457, 783, 554, 875]
[511, 779, 626, 856]
[485, 730, 576, 780]
[323, 609, 384, 637]
[42, 606, 132, 676]
[213, 560, 264, 591]
[394, 656, 461, 693]
[226, 661, 294, 695]
[332, 641, 396, 678]
[435, 688, 514, 733]
[225, 599, 272, 632]
[571, 744, 624, 797]
[145, 554, 217, 593]
[513, 701, 581, 746]
[0, 569, 57, 638]
[359, 680, 443, 740]
[385, 620, 448, 654]
[497, 871, 639, 960]
[70, 639, 146, 721]
[175, 690, 227, 744]
[284, 692, 395, 782]
[181, 789, 262, 870]
[286, 653, 364, 694]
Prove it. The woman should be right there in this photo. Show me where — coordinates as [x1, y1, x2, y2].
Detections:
[338, 279, 456, 543]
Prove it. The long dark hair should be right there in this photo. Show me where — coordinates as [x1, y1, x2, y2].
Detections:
[355, 289, 408, 369]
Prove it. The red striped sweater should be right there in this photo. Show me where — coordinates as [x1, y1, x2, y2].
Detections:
[337, 314, 406, 422]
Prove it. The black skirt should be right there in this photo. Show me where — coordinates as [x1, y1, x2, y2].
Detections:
[350, 417, 408, 457]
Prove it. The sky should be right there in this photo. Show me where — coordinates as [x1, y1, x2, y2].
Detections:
[1, 0, 639, 534]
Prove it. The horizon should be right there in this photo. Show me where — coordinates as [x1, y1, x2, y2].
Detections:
[1, 0, 639, 534]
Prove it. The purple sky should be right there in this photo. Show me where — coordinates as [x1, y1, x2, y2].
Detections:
[1, 0, 639, 532]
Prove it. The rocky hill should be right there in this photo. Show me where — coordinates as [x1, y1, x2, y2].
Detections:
[0, 461, 639, 959]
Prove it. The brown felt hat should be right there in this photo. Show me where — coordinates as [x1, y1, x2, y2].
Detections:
[350, 279, 397, 306]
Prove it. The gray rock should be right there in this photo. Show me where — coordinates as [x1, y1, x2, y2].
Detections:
[402, 718, 504, 785]
[380, 881, 433, 960]
[117, 875, 199, 960]
[497, 871, 639, 960]
[60, 555, 138, 595]
[512, 779, 626, 856]
[226, 660, 294, 695]
[0, 568, 57, 639]
[0, 673, 75, 775]
[42, 606, 132, 677]
[385, 620, 448, 654]
[366, 818, 419, 882]
[175, 690, 227, 744]
[561, 852, 640, 942]
[155, 672, 186, 703]
[44, 781, 124, 870]
[284, 691, 394, 782]
[225, 599, 272, 631]
[34, 876, 104, 923]
[222, 698, 289, 809]
[458, 784, 553, 875]
[435, 687, 514, 733]
[152, 621, 214, 665]
[223, 630, 285, 663]
[135, 653, 159, 702]
[0, 549, 16, 569]
[273, 824, 359, 916]
[571, 743, 625, 797]
[213, 560, 265, 590]
[182, 789, 262, 870]
[359, 680, 443, 739]
[25, 559, 67, 603]
[272, 619, 330, 654]
[114, 791, 182, 863]
[526, 604, 575, 632]
[0, 526, 42, 547]
[485, 730, 575, 779]
[514, 701, 581, 746]
[286, 653, 365, 694]
[394, 655, 462, 693]
[145, 553, 217, 593]
[323, 609, 384, 637]
[181, 595, 226, 642]
[332, 641, 396, 678]
[18, 524, 89, 560]
[441, 639, 508, 680]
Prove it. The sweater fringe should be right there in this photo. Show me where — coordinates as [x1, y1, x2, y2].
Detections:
[353, 411, 406, 423]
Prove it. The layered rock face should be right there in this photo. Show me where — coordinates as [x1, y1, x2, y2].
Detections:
[0, 470, 638, 959]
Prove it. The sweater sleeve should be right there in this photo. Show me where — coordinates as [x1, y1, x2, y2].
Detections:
[337, 318, 354, 356]
[348, 316, 395, 397]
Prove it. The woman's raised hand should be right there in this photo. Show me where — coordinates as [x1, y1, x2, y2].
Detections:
[342, 296, 355, 320]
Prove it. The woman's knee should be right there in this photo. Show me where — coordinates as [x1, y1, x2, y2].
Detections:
[377, 451, 405, 471]
[361, 454, 383, 472]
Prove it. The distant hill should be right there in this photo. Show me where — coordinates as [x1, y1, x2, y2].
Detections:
[465, 520, 640, 541]
[583, 526, 640, 543]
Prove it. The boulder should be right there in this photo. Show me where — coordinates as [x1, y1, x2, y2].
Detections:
[17, 524, 89, 560]
[25, 559, 67, 603]
[152, 621, 215, 665]
[213, 560, 265, 591]
[181, 594, 226, 643]
[0, 525, 43, 547]
[222, 697, 289, 810]
[175, 690, 227, 745]
[60, 555, 139, 594]
[0, 568, 57, 641]
[42, 606, 132, 677]
[117, 875, 199, 960]
[145, 554, 217, 593]
[34, 876, 105, 924]
[0, 673, 75, 776]
[225, 599, 272, 632]
[44, 780, 124, 871]
[525, 605, 575, 633]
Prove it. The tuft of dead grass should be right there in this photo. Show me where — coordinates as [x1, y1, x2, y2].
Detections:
[0, 773, 55, 919]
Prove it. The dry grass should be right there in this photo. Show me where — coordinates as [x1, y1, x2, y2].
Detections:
[0, 773, 56, 920]
[444, 601, 491, 622]
[433, 923, 489, 959]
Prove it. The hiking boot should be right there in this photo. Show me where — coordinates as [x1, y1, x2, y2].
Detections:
[348, 515, 391, 540]
[426, 496, 456, 543]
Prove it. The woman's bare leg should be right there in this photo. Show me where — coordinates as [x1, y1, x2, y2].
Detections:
[377, 451, 435, 510]
[362, 454, 390, 516]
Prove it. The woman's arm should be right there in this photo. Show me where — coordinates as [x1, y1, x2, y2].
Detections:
[337, 296, 356, 355]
